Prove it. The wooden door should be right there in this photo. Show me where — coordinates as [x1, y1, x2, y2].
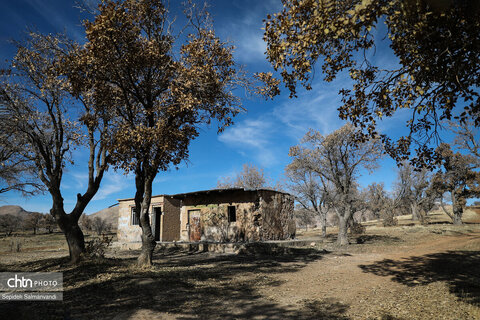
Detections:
[188, 210, 201, 242]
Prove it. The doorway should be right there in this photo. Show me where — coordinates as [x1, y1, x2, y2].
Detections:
[188, 209, 201, 241]
[153, 207, 162, 241]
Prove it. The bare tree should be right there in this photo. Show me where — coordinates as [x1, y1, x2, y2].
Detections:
[450, 120, 480, 160]
[91, 217, 110, 236]
[285, 156, 332, 237]
[394, 163, 434, 221]
[23, 212, 43, 235]
[40, 214, 56, 233]
[0, 32, 111, 263]
[217, 163, 270, 190]
[289, 124, 383, 245]
[363, 183, 389, 220]
[294, 206, 316, 231]
[0, 129, 44, 195]
[79, 214, 92, 233]
[0, 214, 22, 236]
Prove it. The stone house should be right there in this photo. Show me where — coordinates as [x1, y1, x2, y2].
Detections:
[117, 195, 181, 243]
[117, 188, 295, 243]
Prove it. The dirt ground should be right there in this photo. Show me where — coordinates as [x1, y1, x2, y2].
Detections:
[1, 210, 480, 319]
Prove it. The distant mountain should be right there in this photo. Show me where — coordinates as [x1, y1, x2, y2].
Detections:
[0, 205, 42, 219]
[89, 205, 119, 230]
[0, 204, 119, 229]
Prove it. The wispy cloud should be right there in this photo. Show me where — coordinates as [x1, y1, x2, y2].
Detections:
[219, 118, 271, 148]
[71, 172, 88, 189]
[218, 75, 351, 167]
[234, 35, 266, 63]
[274, 85, 345, 138]
[218, 117, 278, 167]
[216, 0, 282, 63]
[93, 171, 132, 201]
[26, 0, 85, 42]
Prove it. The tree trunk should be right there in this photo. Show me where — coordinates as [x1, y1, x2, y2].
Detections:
[452, 204, 463, 225]
[138, 230, 156, 266]
[65, 224, 85, 264]
[52, 205, 86, 264]
[137, 199, 156, 266]
[56, 214, 85, 263]
[337, 214, 349, 245]
[411, 203, 418, 221]
[135, 172, 156, 266]
[321, 213, 327, 238]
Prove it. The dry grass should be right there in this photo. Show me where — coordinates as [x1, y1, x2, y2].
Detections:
[0, 210, 479, 319]
[0, 232, 116, 264]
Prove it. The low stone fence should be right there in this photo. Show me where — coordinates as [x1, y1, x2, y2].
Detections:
[111, 239, 321, 254]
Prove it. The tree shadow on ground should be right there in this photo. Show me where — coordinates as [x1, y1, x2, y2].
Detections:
[0, 256, 70, 272]
[354, 235, 402, 244]
[0, 247, 351, 320]
[359, 250, 480, 306]
[322, 233, 402, 246]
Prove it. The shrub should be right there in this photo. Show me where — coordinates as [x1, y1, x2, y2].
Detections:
[84, 235, 112, 259]
[349, 220, 366, 235]
[382, 211, 398, 227]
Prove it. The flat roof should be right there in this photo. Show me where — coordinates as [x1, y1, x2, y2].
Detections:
[117, 194, 169, 202]
[171, 188, 291, 199]
[117, 188, 291, 202]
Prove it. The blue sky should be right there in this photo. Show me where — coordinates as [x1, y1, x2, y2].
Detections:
[0, 0, 450, 214]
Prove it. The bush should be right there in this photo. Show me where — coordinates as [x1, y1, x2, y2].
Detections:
[84, 235, 112, 259]
[382, 211, 398, 227]
[349, 220, 366, 235]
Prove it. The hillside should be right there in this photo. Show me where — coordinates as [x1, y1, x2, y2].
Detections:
[0, 205, 42, 219]
[89, 205, 119, 230]
[0, 204, 119, 229]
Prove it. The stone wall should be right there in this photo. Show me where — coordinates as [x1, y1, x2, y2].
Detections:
[177, 189, 295, 242]
[117, 195, 170, 243]
[117, 189, 295, 244]
[117, 198, 142, 243]
[257, 190, 296, 240]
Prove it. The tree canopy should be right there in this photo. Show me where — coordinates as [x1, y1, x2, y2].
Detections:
[79, 0, 265, 265]
[431, 143, 480, 224]
[264, 0, 480, 167]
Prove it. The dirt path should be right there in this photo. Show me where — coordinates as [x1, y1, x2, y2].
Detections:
[259, 228, 480, 319]
[2, 222, 480, 320]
